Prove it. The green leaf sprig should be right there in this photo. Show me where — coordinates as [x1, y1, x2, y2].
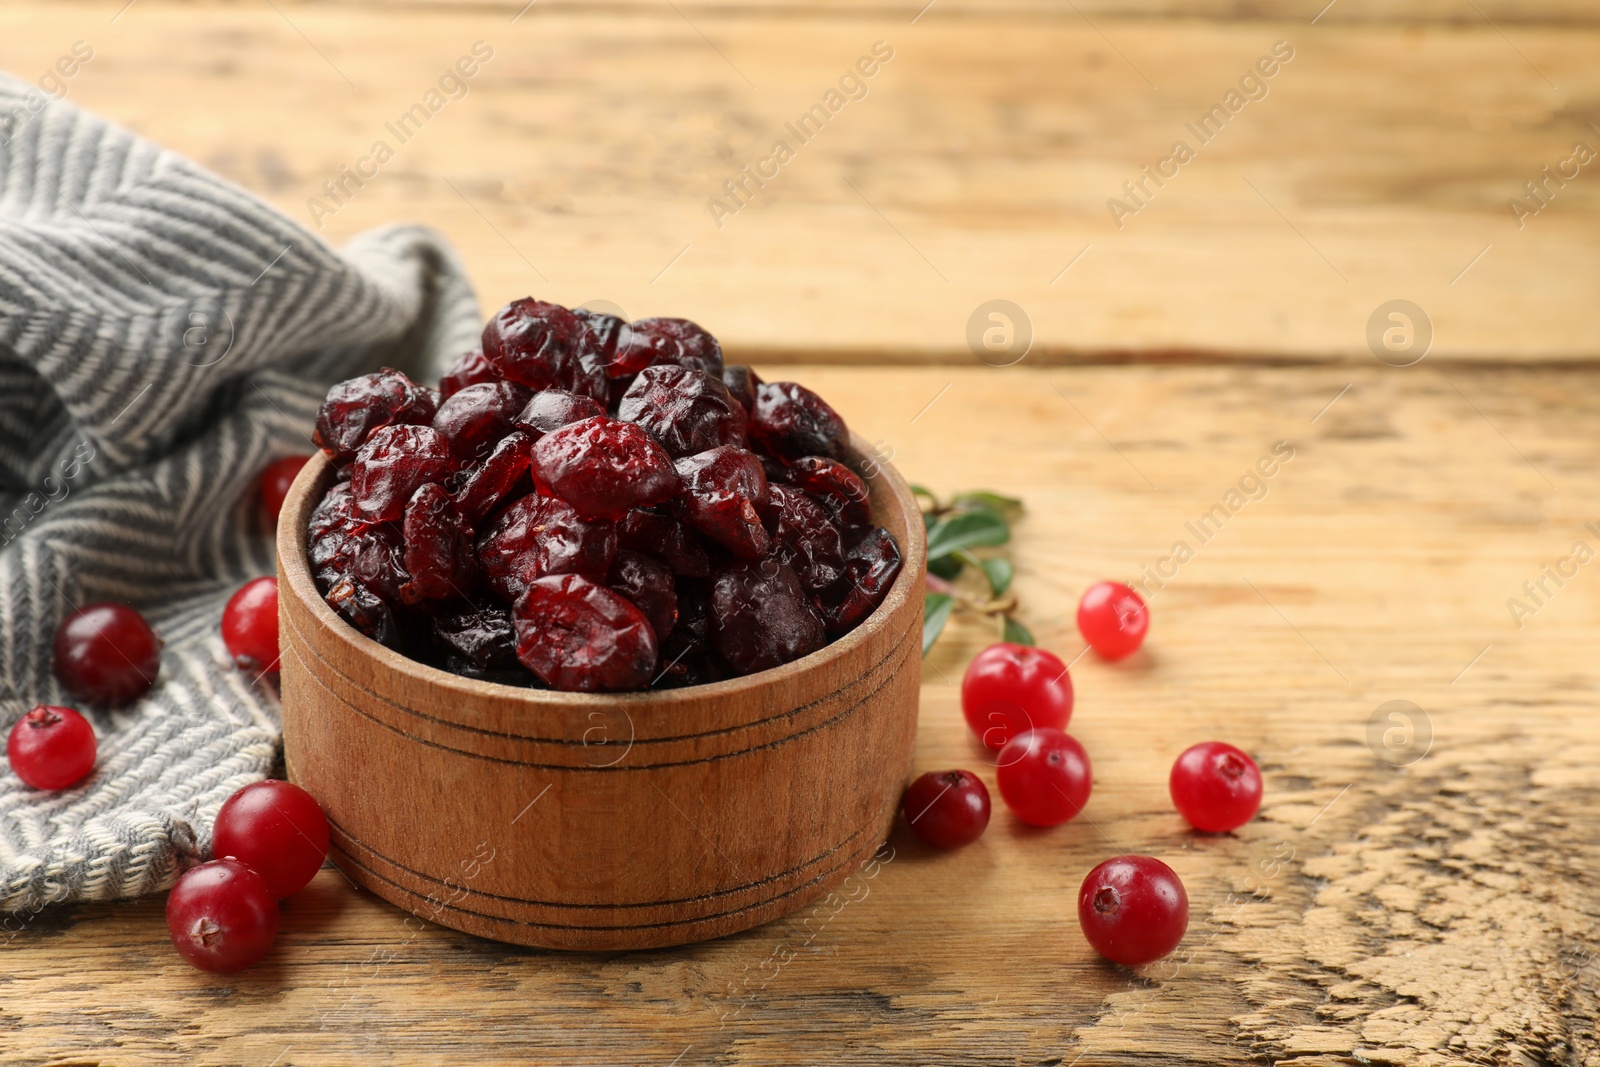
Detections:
[915, 486, 1030, 654]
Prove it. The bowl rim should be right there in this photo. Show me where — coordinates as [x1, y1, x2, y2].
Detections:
[277, 431, 927, 716]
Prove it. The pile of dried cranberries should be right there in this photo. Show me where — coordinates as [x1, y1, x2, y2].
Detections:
[306, 299, 902, 692]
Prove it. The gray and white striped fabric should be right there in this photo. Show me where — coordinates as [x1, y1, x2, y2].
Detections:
[0, 74, 481, 912]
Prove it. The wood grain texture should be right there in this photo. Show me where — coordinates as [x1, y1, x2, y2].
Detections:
[7, 363, 1600, 1065]
[1, 3, 1596, 363]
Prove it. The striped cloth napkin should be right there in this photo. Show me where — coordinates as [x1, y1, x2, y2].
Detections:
[0, 73, 481, 913]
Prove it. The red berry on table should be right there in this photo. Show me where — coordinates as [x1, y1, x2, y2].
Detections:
[258, 455, 311, 521]
[165, 858, 280, 972]
[221, 578, 280, 675]
[212, 780, 331, 898]
[1077, 581, 1149, 660]
[7, 705, 96, 790]
[901, 769, 990, 848]
[959, 642, 1073, 751]
[995, 728, 1092, 827]
[53, 602, 163, 707]
[1077, 855, 1188, 966]
[1169, 741, 1263, 833]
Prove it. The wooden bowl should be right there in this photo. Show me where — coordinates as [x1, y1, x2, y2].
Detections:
[276, 437, 925, 951]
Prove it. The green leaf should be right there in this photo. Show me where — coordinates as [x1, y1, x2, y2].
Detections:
[926, 510, 1010, 560]
[1002, 615, 1034, 646]
[951, 491, 1023, 516]
[910, 484, 940, 508]
[928, 554, 964, 580]
[979, 557, 1014, 597]
[923, 593, 956, 655]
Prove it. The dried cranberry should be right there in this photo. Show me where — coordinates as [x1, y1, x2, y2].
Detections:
[350, 425, 454, 522]
[476, 494, 616, 602]
[785, 456, 872, 528]
[323, 576, 398, 647]
[513, 574, 658, 692]
[672, 446, 771, 559]
[612, 317, 723, 379]
[617, 365, 747, 458]
[307, 482, 361, 572]
[817, 525, 902, 635]
[431, 606, 520, 671]
[570, 308, 625, 402]
[344, 523, 409, 601]
[400, 484, 478, 604]
[312, 368, 437, 463]
[761, 484, 845, 592]
[750, 382, 849, 461]
[608, 549, 677, 641]
[452, 432, 533, 528]
[721, 364, 762, 413]
[530, 417, 679, 521]
[710, 560, 826, 674]
[617, 509, 711, 578]
[653, 581, 722, 689]
[431, 381, 530, 465]
[439, 347, 499, 400]
[514, 389, 606, 442]
[482, 298, 582, 391]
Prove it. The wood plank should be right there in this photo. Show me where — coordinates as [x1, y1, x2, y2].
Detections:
[2, 4, 1595, 362]
[5, 363, 1599, 1065]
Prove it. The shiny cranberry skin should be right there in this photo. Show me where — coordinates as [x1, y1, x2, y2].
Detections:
[400, 484, 479, 604]
[476, 493, 617, 602]
[258, 455, 311, 521]
[312, 368, 436, 463]
[452, 431, 533, 527]
[617, 509, 711, 578]
[221, 577, 280, 675]
[784, 456, 872, 528]
[165, 859, 280, 972]
[530, 416, 680, 521]
[1078, 581, 1149, 660]
[212, 779, 330, 898]
[608, 549, 678, 641]
[617, 365, 747, 458]
[53, 603, 162, 707]
[513, 574, 658, 691]
[431, 381, 530, 465]
[709, 559, 826, 674]
[432, 606, 521, 672]
[514, 389, 605, 442]
[996, 728, 1091, 827]
[613, 317, 723, 378]
[761, 484, 844, 592]
[1170, 741, 1263, 832]
[350, 424, 454, 522]
[573, 308, 625, 367]
[749, 382, 849, 461]
[7, 705, 96, 789]
[1078, 856, 1188, 966]
[960, 643, 1072, 751]
[672, 446, 771, 559]
[721, 364, 762, 413]
[901, 769, 990, 849]
[482, 298, 583, 390]
[816, 525, 902, 636]
[439, 347, 498, 400]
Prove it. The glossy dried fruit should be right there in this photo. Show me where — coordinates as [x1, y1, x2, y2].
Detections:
[710, 559, 827, 674]
[617, 509, 711, 578]
[817, 524, 902, 635]
[313, 368, 436, 462]
[350, 425, 454, 523]
[400, 484, 478, 604]
[761, 484, 845, 592]
[431, 606, 520, 671]
[431, 381, 530, 465]
[608, 549, 678, 641]
[514, 389, 606, 442]
[323, 575, 399, 647]
[749, 381, 849, 461]
[617, 365, 747, 458]
[721, 364, 762, 414]
[570, 308, 625, 403]
[513, 574, 658, 692]
[482, 298, 582, 391]
[476, 493, 617, 602]
[530, 417, 679, 521]
[439, 347, 499, 400]
[452, 432, 533, 528]
[612, 317, 723, 379]
[785, 456, 871, 528]
[672, 446, 771, 559]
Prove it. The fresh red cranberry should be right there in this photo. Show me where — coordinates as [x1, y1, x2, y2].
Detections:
[514, 389, 605, 442]
[513, 574, 658, 691]
[761, 484, 845, 592]
[783, 456, 872, 528]
[258, 455, 311, 521]
[996, 728, 1091, 827]
[53, 603, 163, 707]
[672, 446, 771, 559]
[1078, 581, 1149, 660]
[901, 769, 990, 848]
[482, 298, 583, 391]
[1170, 741, 1263, 832]
[617, 509, 711, 578]
[617, 365, 747, 458]
[349, 424, 454, 523]
[476, 494, 617, 602]
[212, 779, 331, 898]
[1077, 856, 1188, 966]
[608, 549, 678, 641]
[709, 559, 826, 674]
[439, 347, 499, 400]
[815, 524, 902, 636]
[721, 364, 762, 413]
[960, 643, 1072, 751]
[312, 368, 436, 463]
[7, 705, 96, 790]
[221, 577, 280, 675]
[400, 484, 479, 604]
[749, 382, 849, 461]
[431, 381, 530, 465]
[452, 431, 533, 527]
[612, 317, 723, 378]
[530, 416, 680, 521]
[165, 859, 280, 972]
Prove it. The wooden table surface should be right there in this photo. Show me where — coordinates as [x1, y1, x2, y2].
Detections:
[3, 4, 1598, 1066]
